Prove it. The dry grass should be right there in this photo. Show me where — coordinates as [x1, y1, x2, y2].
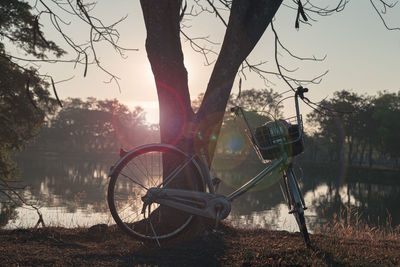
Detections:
[0, 222, 399, 266]
[321, 206, 400, 241]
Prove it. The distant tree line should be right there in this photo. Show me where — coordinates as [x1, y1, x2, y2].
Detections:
[306, 90, 400, 168]
[210, 88, 400, 170]
[24, 98, 159, 156]
[25, 89, 280, 157]
[16, 89, 400, 170]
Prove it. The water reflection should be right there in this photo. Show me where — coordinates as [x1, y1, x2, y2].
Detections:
[3, 155, 113, 228]
[215, 160, 400, 232]
[2, 156, 400, 233]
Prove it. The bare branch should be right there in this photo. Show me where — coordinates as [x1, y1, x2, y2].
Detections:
[184, 0, 334, 91]
[370, 0, 400, 30]
[206, 0, 228, 27]
[276, 37, 326, 62]
[3, 0, 139, 92]
[270, 21, 328, 89]
[1, 54, 64, 107]
[1, 177, 45, 228]
[180, 30, 219, 65]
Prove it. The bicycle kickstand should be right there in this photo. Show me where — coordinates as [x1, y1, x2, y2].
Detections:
[212, 207, 224, 238]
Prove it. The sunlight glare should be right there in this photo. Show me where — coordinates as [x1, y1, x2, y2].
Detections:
[127, 100, 159, 125]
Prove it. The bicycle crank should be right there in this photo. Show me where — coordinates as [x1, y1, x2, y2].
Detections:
[143, 187, 231, 220]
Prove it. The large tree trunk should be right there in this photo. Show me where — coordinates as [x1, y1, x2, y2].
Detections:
[140, 0, 194, 152]
[138, 0, 282, 237]
[140, 0, 282, 167]
[196, 0, 283, 165]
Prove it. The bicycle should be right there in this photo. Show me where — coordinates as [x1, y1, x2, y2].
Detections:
[107, 86, 310, 247]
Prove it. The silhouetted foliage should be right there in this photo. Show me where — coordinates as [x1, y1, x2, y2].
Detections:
[307, 90, 400, 168]
[0, 0, 65, 182]
[0, 0, 65, 58]
[213, 88, 283, 161]
[25, 98, 159, 155]
[228, 88, 283, 118]
[0, 57, 59, 178]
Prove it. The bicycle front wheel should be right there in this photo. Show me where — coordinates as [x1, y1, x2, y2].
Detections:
[107, 144, 205, 241]
[285, 167, 310, 245]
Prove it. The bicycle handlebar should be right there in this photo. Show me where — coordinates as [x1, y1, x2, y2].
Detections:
[295, 86, 308, 100]
[230, 86, 309, 153]
[231, 86, 308, 112]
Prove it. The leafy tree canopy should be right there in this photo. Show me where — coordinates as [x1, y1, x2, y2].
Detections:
[0, 0, 64, 180]
[307, 90, 400, 166]
[26, 98, 158, 154]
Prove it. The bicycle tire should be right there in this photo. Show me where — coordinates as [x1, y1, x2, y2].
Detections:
[286, 168, 310, 245]
[108, 144, 205, 241]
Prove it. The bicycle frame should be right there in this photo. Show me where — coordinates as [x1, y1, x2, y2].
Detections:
[227, 156, 284, 201]
[207, 89, 305, 201]
[145, 90, 306, 219]
[108, 87, 311, 246]
[146, 154, 286, 220]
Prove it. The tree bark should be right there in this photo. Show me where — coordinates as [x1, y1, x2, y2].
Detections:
[196, 0, 282, 166]
[140, 0, 193, 151]
[140, 0, 283, 165]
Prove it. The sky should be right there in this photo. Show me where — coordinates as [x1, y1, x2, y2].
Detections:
[31, 0, 400, 124]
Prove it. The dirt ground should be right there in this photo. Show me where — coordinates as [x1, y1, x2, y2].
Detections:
[0, 224, 399, 266]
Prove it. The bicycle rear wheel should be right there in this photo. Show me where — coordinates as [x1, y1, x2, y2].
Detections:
[107, 144, 205, 241]
[285, 167, 310, 245]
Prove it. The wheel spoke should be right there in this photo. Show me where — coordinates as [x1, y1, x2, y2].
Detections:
[159, 154, 196, 188]
[108, 145, 203, 241]
[119, 172, 148, 190]
[147, 152, 158, 187]
[116, 201, 139, 218]
[148, 206, 161, 247]
[121, 208, 142, 223]
[137, 154, 152, 185]
[125, 161, 148, 187]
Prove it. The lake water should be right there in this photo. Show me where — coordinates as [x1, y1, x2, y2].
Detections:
[3, 153, 400, 234]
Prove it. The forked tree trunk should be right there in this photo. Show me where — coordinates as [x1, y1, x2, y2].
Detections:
[140, 0, 194, 153]
[140, 0, 282, 167]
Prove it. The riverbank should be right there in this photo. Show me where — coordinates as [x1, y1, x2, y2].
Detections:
[1, 224, 399, 266]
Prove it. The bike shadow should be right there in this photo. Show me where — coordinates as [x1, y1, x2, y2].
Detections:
[128, 221, 234, 267]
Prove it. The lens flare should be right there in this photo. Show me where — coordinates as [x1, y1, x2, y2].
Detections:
[214, 131, 249, 170]
[155, 81, 187, 148]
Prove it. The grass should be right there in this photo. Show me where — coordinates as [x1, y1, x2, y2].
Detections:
[321, 205, 400, 241]
[0, 219, 399, 266]
[1, 205, 399, 266]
